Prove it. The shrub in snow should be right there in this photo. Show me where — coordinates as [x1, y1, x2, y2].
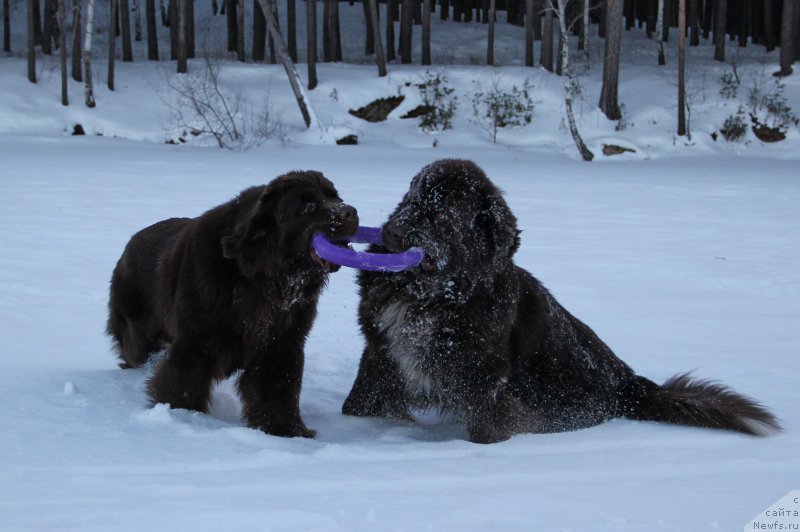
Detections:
[471, 76, 534, 143]
[720, 106, 748, 142]
[718, 71, 739, 100]
[415, 71, 458, 133]
[162, 56, 281, 149]
[746, 74, 799, 137]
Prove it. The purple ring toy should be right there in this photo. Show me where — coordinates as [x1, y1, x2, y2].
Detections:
[312, 226, 424, 272]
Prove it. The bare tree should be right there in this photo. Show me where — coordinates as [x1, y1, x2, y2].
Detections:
[368, 0, 387, 74]
[385, 0, 395, 61]
[72, 0, 82, 80]
[713, 0, 726, 62]
[120, 0, 133, 60]
[547, 0, 593, 160]
[133, 0, 142, 41]
[525, 0, 533, 66]
[253, 0, 266, 61]
[678, 0, 686, 136]
[656, 0, 665, 65]
[307, 0, 317, 88]
[83, 0, 95, 106]
[257, 0, 316, 127]
[146, 0, 158, 59]
[540, 5, 553, 70]
[777, 0, 794, 76]
[59, 0, 67, 104]
[486, 0, 495, 65]
[400, 0, 412, 63]
[236, 0, 244, 61]
[28, 0, 37, 83]
[286, 0, 296, 61]
[108, 0, 117, 89]
[3, 0, 10, 52]
[177, 0, 187, 72]
[422, 0, 431, 65]
[598, 0, 623, 120]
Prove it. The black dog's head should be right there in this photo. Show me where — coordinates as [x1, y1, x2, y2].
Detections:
[381, 160, 519, 299]
[222, 171, 358, 275]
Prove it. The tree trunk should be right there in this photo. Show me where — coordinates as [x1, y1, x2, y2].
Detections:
[678, 0, 686, 136]
[28, 0, 37, 82]
[108, 0, 117, 89]
[737, 0, 748, 47]
[307, 0, 317, 88]
[778, 0, 794, 76]
[72, 0, 82, 80]
[177, 0, 187, 71]
[525, 0, 533, 65]
[688, 0, 698, 46]
[133, 0, 142, 40]
[540, 5, 553, 71]
[169, 0, 176, 57]
[578, 0, 588, 52]
[146, 0, 158, 59]
[253, 0, 266, 61]
[364, 0, 374, 54]
[186, 0, 194, 58]
[236, 0, 244, 60]
[556, 0, 592, 160]
[486, 0, 495, 64]
[120, 0, 132, 60]
[656, 0, 665, 64]
[59, 0, 68, 104]
[555, 16, 562, 74]
[713, 0, 725, 61]
[322, 0, 330, 60]
[763, 0, 775, 51]
[368, 0, 387, 74]
[598, 0, 622, 120]
[83, 0, 95, 106]
[257, 0, 316, 127]
[422, 0, 431, 64]
[41, 0, 55, 55]
[399, 0, 412, 63]
[225, 0, 236, 52]
[3, 0, 10, 52]
[287, 0, 296, 61]
[331, 0, 341, 60]
[386, 0, 396, 60]
[267, 0, 277, 63]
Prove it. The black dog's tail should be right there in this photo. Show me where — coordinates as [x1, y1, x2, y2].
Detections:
[619, 373, 781, 436]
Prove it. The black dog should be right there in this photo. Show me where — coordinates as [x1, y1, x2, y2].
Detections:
[342, 159, 780, 443]
[108, 171, 357, 438]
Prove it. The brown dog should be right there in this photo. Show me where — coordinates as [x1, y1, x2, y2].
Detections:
[108, 171, 357, 438]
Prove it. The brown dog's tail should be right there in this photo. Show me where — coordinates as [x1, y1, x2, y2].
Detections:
[619, 373, 781, 436]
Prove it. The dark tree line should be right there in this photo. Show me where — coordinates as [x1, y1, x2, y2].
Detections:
[8, 0, 799, 114]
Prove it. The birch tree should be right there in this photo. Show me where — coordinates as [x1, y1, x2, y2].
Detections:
[257, 0, 316, 127]
[548, 0, 593, 160]
[83, 0, 95, 107]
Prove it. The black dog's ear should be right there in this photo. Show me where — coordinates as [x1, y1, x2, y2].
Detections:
[221, 231, 242, 259]
[473, 195, 519, 263]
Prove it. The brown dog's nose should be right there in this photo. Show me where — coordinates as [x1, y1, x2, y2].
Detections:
[339, 204, 357, 222]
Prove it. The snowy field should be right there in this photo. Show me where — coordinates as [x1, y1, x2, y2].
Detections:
[1, 136, 799, 531]
[2, 2, 800, 529]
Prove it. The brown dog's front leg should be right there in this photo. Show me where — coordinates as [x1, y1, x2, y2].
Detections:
[237, 343, 315, 439]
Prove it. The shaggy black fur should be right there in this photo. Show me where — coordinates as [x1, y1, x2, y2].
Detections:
[342, 159, 781, 443]
[108, 171, 358, 438]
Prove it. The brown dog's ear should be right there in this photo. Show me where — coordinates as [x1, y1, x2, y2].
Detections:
[221, 185, 279, 260]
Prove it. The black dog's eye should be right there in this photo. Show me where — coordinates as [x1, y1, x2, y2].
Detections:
[428, 212, 445, 223]
[301, 202, 318, 215]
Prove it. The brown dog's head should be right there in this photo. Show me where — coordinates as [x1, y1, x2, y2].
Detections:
[380, 160, 519, 299]
[222, 171, 358, 276]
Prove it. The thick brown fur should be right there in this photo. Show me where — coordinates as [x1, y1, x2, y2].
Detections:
[108, 171, 358, 438]
[342, 159, 781, 443]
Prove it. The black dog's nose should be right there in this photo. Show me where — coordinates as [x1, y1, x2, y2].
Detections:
[382, 223, 405, 252]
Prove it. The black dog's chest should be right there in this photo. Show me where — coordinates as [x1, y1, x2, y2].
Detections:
[378, 300, 457, 397]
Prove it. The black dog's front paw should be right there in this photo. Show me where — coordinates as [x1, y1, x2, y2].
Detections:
[467, 395, 538, 444]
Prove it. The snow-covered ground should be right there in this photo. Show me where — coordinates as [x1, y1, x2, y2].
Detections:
[2, 4, 800, 530]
